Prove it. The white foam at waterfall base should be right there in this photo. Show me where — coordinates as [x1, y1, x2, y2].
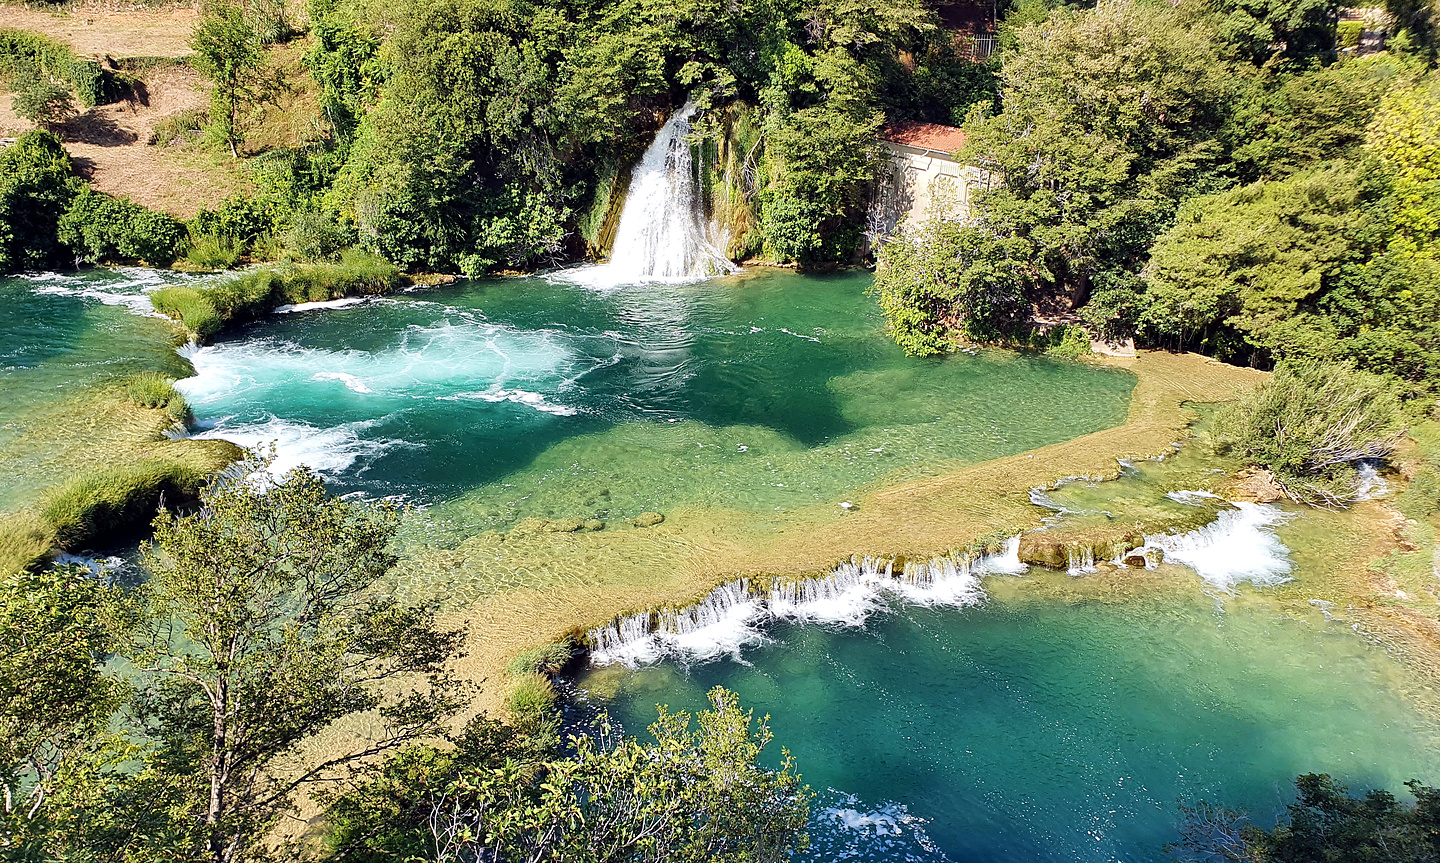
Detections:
[559, 100, 735, 288]
[175, 319, 587, 416]
[1144, 502, 1294, 589]
[588, 580, 767, 666]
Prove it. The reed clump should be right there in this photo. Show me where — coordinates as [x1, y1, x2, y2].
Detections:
[152, 250, 401, 339]
[121, 372, 189, 421]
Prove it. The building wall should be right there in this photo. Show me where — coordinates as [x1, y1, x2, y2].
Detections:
[871, 142, 992, 241]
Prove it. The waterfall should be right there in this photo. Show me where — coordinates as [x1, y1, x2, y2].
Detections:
[585, 540, 1024, 667]
[564, 101, 736, 288]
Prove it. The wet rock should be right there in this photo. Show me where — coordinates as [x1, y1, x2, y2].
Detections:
[1229, 466, 1285, 503]
[582, 518, 605, 532]
[633, 512, 665, 527]
[1018, 536, 1068, 569]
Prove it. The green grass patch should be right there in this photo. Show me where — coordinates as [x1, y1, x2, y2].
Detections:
[153, 249, 402, 340]
[0, 510, 57, 576]
[507, 641, 575, 676]
[507, 671, 559, 721]
[40, 441, 242, 550]
[120, 372, 189, 421]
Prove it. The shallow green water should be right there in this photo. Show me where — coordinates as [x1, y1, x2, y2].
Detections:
[0, 270, 196, 509]
[580, 585, 1440, 863]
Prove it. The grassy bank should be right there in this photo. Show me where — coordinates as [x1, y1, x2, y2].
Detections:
[151, 250, 401, 339]
[0, 375, 244, 574]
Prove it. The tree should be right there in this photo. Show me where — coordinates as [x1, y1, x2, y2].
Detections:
[961, 0, 1234, 335]
[0, 566, 123, 858]
[1171, 773, 1440, 862]
[0, 130, 82, 273]
[1212, 360, 1404, 506]
[190, 0, 263, 157]
[7, 61, 73, 130]
[129, 466, 464, 863]
[1140, 164, 1382, 363]
[325, 686, 810, 863]
[872, 218, 1031, 355]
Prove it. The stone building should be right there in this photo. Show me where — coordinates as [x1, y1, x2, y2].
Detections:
[869, 121, 993, 244]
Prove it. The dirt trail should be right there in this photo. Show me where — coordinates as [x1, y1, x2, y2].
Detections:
[0, 3, 249, 216]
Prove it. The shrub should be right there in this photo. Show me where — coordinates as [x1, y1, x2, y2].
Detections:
[1041, 325, 1093, 360]
[1337, 20, 1363, 49]
[184, 232, 243, 270]
[58, 187, 188, 266]
[1213, 361, 1405, 506]
[9, 63, 73, 128]
[121, 372, 189, 421]
[190, 196, 276, 251]
[0, 29, 75, 80]
[0, 130, 81, 272]
[284, 209, 351, 261]
[67, 60, 104, 108]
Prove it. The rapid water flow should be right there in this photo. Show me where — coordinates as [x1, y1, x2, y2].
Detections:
[566, 101, 735, 287]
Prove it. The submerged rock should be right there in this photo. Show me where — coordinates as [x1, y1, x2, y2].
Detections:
[583, 518, 605, 532]
[633, 512, 665, 527]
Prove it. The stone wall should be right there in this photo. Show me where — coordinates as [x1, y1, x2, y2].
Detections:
[870, 142, 993, 243]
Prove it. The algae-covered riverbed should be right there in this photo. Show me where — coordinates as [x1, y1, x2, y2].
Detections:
[3, 266, 1437, 862]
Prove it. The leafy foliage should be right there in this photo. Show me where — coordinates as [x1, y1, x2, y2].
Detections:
[324, 686, 810, 863]
[871, 218, 1030, 355]
[0, 131, 81, 272]
[1212, 360, 1405, 505]
[0, 566, 123, 858]
[129, 466, 464, 863]
[58, 187, 189, 266]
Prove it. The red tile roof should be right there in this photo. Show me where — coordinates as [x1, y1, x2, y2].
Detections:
[881, 121, 969, 154]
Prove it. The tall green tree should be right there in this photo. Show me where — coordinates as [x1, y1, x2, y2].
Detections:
[127, 466, 464, 863]
[0, 566, 124, 859]
[190, 0, 263, 157]
[956, 0, 1233, 334]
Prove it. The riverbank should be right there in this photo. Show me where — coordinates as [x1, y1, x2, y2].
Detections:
[417, 349, 1271, 714]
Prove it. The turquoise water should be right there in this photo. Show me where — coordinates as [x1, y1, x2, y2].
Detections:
[166, 268, 1136, 530]
[0, 270, 197, 509]
[580, 585, 1440, 862]
[8, 267, 1436, 863]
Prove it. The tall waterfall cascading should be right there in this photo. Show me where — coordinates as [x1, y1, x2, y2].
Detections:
[585, 541, 1024, 667]
[565, 101, 736, 288]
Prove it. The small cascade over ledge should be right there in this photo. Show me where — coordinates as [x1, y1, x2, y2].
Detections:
[585, 539, 1024, 667]
[561, 101, 736, 288]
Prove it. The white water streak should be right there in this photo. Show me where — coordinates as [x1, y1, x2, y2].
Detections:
[561, 101, 734, 288]
[587, 539, 1023, 667]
